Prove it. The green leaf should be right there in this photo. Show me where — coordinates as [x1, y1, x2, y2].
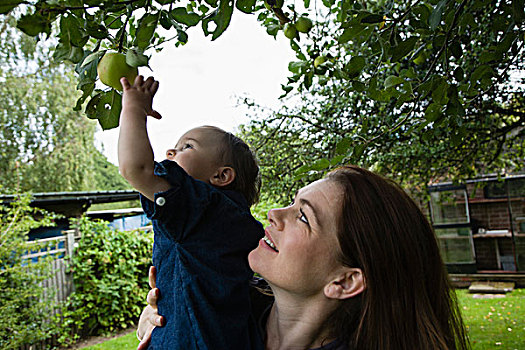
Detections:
[335, 137, 352, 155]
[60, 15, 88, 47]
[126, 48, 150, 68]
[470, 65, 494, 84]
[202, 0, 234, 40]
[345, 56, 365, 78]
[236, 0, 256, 14]
[431, 78, 449, 104]
[288, 61, 307, 74]
[0, 0, 23, 15]
[74, 82, 95, 111]
[17, 12, 52, 37]
[85, 22, 109, 40]
[352, 80, 365, 92]
[384, 75, 404, 89]
[135, 13, 159, 50]
[429, 0, 446, 30]
[391, 37, 418, 62]
[310, 158, 330, 171]
[424, 102, 442, 122]
[86, 91, 122, 130]
[170, 7, 201, 27]
[360, 13, 384, 24]
[512, 0, 524, 23]
[339, 23, 366, 44]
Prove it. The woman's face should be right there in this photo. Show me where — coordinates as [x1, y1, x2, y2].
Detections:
[248, 179, 344, 297]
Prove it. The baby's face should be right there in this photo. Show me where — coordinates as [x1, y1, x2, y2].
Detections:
[165, 127, 222, 182]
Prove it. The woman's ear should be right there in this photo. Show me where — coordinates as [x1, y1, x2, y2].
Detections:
[209, 167, 236, 187]
[324, 268, 365, 300]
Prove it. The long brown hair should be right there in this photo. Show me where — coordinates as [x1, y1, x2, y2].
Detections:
[325, 166, 470, 349]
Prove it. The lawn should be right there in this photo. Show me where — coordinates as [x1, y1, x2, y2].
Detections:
[80, 289, 524, 350]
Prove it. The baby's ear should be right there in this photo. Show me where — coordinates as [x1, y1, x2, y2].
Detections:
[209, 167, 236, 187]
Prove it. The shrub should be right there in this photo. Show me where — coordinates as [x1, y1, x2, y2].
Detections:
[58, 216, 153, 345]
[0, 195, 60, 349]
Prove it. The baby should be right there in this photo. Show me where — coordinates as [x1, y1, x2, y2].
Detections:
[118, 76, 264, 349]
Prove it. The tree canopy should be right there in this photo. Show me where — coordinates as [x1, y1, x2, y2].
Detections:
[2, 0, 524, 199]
[0, 14, 129, 194]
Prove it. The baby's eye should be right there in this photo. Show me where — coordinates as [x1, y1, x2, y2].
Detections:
[182, 143, 193, 150]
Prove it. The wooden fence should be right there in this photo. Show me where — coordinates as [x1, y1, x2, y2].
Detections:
[18, 230, 77, 350]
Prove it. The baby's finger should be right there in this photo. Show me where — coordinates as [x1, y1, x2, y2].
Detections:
[143, 76, 155, 90]
[149, 110, 162, 120]
[150, 81, 159, 96]
[134, 75, 144, 86]
[120, 78, 131, 90]
[149, 266, 157, 289]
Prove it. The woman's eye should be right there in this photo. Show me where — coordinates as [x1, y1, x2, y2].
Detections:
[299, 209, 309, 225]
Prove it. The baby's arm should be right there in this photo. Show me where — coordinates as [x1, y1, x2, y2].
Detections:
[118, 75, 170, 201]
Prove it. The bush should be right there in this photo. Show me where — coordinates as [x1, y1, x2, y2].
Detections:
[0, 195, 60, 349]
[58, 217, 153, 346]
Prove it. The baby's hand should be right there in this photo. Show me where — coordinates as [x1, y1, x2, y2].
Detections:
[121, 75, 162, 119]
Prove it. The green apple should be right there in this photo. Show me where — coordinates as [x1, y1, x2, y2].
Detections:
[295, 17, 313, 33]
[97, 52, 138, 91]
[284, 23, 297, 40]
[314, 55, 327, 68]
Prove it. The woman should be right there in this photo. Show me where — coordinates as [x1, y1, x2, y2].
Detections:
[137, 165, 470, 349]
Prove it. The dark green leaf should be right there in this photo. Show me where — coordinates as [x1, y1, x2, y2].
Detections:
[512, 0, 524, 23]
[135, 13, 159, 49]
[424, 102, 442, 122]
[431, 78, 449, 104]
[74, 82, 95, 111]
[60, 15, 88, 47]
[429, 0, 446, 30]
[17, 12, 52, 37]
[86, 91, 122, 130]
[202, 0, 234, 40]
[85, 22, 109, 40]
[335, 137, 352, 155]
[339, 24, 366, 44]
[236, 0, 256, 14]
[352, 80, 366, 92]
[345, 56, 365, 78]
[391, 37, 418, 62]
[170, 7, 201, 27]
[385, 75, 404, 89]
[470, 65, 494, 84]
[360, 13, 384, 24]
[0, 0, 23, 15]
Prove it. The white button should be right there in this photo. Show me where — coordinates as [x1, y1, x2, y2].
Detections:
[156, 197, 166, 206]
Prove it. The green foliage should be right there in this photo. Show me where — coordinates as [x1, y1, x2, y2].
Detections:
[0, 15, 130, 194]
[0, 195, 61, 349]
[242, 0, 525, 196]
[58, 217, 152, 346]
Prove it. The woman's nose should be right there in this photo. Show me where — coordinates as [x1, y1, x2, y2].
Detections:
[268, 208, 284, 230]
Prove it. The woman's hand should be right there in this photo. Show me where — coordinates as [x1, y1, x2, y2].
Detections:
[137, 266, 165, 350]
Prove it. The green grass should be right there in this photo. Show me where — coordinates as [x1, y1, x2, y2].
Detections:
[458, 288, 524, 349]
[81, 289, 525, 350]
[80, 332, 139, 350]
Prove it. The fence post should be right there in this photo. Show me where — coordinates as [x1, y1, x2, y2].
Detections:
[65, 229, 75, 258]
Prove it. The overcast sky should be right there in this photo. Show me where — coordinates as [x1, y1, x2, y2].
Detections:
[95, 12, 295, 165]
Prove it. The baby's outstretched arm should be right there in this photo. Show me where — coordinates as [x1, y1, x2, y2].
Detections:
[118, 75, 170, 201]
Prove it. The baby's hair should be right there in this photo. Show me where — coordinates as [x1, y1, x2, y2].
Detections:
[203, 126, 261, 207]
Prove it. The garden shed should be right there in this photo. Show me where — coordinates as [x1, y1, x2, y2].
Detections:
[428, 174, 525, 274]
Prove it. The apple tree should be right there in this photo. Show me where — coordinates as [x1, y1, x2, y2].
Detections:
[2, 0, 524, 191]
